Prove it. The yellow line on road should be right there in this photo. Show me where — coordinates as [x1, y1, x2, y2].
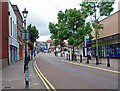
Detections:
[34, 61, 51, 91]
[61, 60, 120, 74]
[34, 60, 56, 91]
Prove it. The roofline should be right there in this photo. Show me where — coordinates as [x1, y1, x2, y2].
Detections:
[100, 10, 120, 22]
[11, 4, 23, 20]
[92, 33, 120, 41]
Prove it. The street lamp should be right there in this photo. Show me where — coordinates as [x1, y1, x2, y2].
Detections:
[22, 8, 29, 88]
[22, 8, 28, 18]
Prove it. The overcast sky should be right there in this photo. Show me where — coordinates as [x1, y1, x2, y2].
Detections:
[10, 0, 120, 42]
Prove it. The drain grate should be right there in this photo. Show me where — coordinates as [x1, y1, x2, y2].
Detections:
[3, 86, 13, 89]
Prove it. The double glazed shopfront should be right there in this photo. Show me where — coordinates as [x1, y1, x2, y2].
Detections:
[90, 33, 120, 58]
[92, 43, 120, 58]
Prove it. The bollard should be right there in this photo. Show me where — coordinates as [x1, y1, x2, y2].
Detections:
[80, 54, 82, 63]
[107, 55, 110, 67]
[66, 54, 68, 60]
[75, 54, 77, 61]
[96, 56, 99, 65]
[69, 54, 70, 60]
[86, 55, 89, 64]
[54, 52, 56, 56]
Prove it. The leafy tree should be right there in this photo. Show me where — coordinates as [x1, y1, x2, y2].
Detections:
[49, 22, 58, 40]
[57, 11, 69, 56]
[65, 8, 93, 60]
[27, 24, 39, 59]
[49, 8, 93, 59]
[80, 0, 114, 64]
[49, 11, 68, 57]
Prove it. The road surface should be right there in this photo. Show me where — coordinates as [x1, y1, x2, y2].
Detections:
[32, 53, 119, 90]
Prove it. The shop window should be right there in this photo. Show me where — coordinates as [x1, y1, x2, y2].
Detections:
[106, 45, 111, 56]
[114, 45, 119, 56]
[99, 46, 105, 58]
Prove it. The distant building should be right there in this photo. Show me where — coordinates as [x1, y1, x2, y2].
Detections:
[35, 41, 48, 53]
[46, 40, 55, 52]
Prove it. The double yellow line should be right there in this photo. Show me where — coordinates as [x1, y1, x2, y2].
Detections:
[33, 60, 56, 91]
[61, 60, 120, 74]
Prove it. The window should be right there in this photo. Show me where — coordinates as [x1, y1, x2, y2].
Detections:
[13, 21, 14, 38]
[10, 18, 12, 36]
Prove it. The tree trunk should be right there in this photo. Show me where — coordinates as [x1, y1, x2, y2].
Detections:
[72, 46, 74, 61]
[94, 4, 99, 64]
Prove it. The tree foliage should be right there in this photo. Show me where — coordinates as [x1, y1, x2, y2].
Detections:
[80, 0, 114, 58]
[27, 24, 39, 50]
[80, 0, 114, 37]
[65, 8, 93, 46]
[49, 7, 94, 47]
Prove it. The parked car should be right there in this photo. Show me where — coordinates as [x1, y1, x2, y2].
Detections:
[44, 49, 48, 53]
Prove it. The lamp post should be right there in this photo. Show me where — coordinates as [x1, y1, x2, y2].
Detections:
[22, 8, 29, 88]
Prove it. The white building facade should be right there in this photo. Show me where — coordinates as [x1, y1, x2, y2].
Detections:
[8, 2, 19, 64]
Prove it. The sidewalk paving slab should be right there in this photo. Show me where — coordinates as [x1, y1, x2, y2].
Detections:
[1, 58, 41, 90]
[52, 52, 119, 71]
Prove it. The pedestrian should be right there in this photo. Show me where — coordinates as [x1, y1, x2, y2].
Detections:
[88, 51, 91, 60]
[63, 51, 65, 56]
[54, 50, 56, 56]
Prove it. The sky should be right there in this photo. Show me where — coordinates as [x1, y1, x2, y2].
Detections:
[10, 0, 120, 42]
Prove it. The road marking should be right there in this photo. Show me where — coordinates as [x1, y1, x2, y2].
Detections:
[34, 60, 56, 91]
[34, 83, 39, 85]
[61, 60, 120, 74]
[33, 62, 51, 91]
[31, 61, 41, 88]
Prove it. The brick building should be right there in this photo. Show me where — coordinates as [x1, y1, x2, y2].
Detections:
[0, 0, 9, 69]
[0, 0, 20, 69]
[8, 2, 19, 65]
[12, 5, 24, 60]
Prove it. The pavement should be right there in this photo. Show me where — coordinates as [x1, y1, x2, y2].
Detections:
[0, 52, 119, 90]
[54, 52, 120, 71]
[1, 56, 41, 90]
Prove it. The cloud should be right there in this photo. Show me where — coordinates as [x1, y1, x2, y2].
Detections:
[10, 0, 119, 42]
[37, 35, 51, 42]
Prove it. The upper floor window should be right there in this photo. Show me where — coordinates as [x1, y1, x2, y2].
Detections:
[10, 18, 12, 36]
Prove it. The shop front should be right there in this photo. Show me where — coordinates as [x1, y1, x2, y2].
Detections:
[91, 33, 120, 58]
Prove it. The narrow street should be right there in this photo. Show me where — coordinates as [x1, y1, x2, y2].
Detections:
[32, 53, 118, 89]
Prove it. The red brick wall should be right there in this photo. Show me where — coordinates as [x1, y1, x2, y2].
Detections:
[1, 2, 9, 59]
[0, 1, 2, 58]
